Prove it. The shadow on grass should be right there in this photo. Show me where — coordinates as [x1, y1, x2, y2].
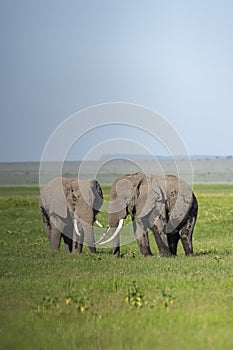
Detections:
[193, 248, 218, 256]
[194, 248, 232, 256]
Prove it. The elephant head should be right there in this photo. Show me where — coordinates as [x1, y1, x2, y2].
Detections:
[98, 172, 198, 257]
[98, 172, 169, 256]
[39, 177, 103, 253]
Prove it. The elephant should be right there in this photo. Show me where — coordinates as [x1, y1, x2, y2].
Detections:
[98, 172, 198, 257]
[39, 177, 103, 253]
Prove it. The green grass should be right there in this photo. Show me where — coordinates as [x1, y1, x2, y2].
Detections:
[0, 185, 233, 349]
[194, 183, 233, 195]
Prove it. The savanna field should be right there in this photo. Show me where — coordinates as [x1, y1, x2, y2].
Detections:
[0, 184, 233, 349]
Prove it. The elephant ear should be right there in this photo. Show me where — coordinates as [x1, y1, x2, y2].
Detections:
[48, 177, 68, 218]
[90, 179, 103, 212]
[136, 175, 165, 219]
[75, 179, 93, 208]
[162, 175, 193, 233]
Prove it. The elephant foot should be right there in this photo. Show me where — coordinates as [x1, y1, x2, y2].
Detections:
[167, 232, 179, 255]
[72, 242, 83, 253]
[184, 250, 193, 256]
[159, 249, 171, 257]
[136, 236, 153, 257]
[180, 237, 193, 256]
[113, 247, 120, 257]
[88, 246, 96, 254]
[139, 244, 153, 257]
[143, 251, 153, 257]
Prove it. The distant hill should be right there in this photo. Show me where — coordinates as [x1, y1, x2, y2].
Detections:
[0, 157, 233, 185]
[100, 154, 230, 161]
[100, 154, 165, 161]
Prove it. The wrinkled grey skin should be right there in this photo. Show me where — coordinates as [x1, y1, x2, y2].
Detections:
[39, 177, 103, 253]
[107, 172, 198, 257]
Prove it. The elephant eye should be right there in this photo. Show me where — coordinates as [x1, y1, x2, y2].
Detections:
[72, 194, 77, 201]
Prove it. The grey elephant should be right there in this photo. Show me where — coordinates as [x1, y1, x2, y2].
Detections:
[98, 172, 198, 257]
[39, 177, 103, 253]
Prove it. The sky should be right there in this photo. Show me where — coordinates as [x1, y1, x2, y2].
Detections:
[1, 0, 233, 162]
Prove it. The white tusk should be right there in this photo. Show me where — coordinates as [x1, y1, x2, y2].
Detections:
[74, 219, 81, 236]
[98, 219, 124, 245]
[95, 220, 103, 228]
[95, 226, 110, 245]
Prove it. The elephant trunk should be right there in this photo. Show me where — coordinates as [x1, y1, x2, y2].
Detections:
[108, 206, 127, 227]
[98, 223, 122, 257]
[82, 222, 96, 254]
[97, 203, 127, 256]
[72, 217, 96, 254]
[98, 219, 124, 245]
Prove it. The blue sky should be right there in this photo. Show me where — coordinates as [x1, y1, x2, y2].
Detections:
[1, 0, 233, 161]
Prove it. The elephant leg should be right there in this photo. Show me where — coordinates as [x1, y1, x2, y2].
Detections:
[132, 219, 153, 256]
[40, 206, 51, 240]
[40, 208, 62, 251]
[167, 230, 180, 255]
[73, 226, 84, 253]
[73, 241, 83, 253]
[180, 195, 198, 255]
[179, 216, 196, 255]
[151, 221, 170, 257]
[50, 223, 62, 250]
[62, 234, 73, 252]
[112, 234, 121, 257]
[179, 195, 198, 255]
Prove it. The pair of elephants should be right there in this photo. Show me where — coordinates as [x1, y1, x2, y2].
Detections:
[39, 172, 198, 257]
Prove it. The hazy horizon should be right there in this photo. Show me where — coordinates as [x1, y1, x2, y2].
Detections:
[0, 157, 233, 185]
[0, 153, 232, 164]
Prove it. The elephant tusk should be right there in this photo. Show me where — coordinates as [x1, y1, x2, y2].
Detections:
[95, 220, 103, 228]
[74, 219, 81, 236]
[98, 219, 124, 245]
[95, 226, 110, 245]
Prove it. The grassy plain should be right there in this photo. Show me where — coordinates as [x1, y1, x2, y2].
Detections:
[0, 184, 233, 349]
